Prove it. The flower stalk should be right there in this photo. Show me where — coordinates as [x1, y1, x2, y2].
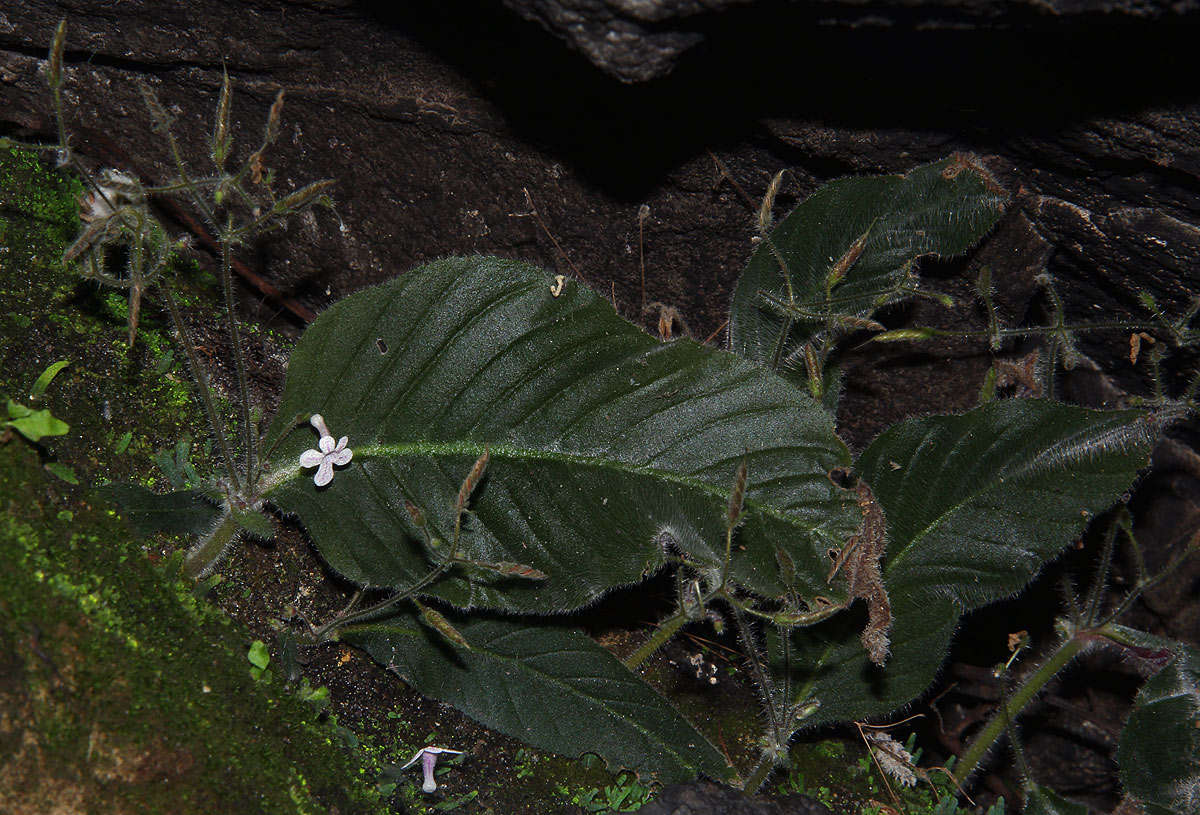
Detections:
[953, 622, 1084, 785]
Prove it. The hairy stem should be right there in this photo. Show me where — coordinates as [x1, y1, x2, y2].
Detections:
[954, 629, 1084, 784]
[160, 283, 242, 493]
[742, 753, 777, 793]
[309, 563, 452, 641]
[219, 224, 256, 487]
[624, 610, 689, 670]
[311, 524, 464, 641]
[902, 320, 1164, 344]
[183, 505, 238, 579]
[726, 596, 783, 748]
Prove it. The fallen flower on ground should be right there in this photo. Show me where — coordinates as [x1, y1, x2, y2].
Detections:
[401, 746, 465, 793]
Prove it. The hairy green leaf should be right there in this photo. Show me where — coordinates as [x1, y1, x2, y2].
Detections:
[771, 400, 1161, 728]
[98, 482, 223, 537]
[343, 612, 733, 784]
[232, 506, 274, 540]
[729, 155, 1005, 371]
[1117, 639, 1200, 815]
[264, 256, 857, 614]
[1023, 783, 1089, 815]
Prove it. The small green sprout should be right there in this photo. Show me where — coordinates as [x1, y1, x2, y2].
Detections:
[247, 639, 271, 681]
[2, 360, 70, 443]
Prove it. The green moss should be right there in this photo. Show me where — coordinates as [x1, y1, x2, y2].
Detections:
[0, 145, 82, 237]
[0, 440, 385, 813]
[0, 146, 385, 814]
[0, 147, 220, 489]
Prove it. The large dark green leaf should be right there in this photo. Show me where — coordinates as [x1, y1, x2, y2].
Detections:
[342, 611, 733, 784]
[97, 482, 222, 537]
[1117, 637, 1200, 815]
[771, 400, 1160, 728]
[729, 156, 1005, 369]
[263, 256, 858, 614]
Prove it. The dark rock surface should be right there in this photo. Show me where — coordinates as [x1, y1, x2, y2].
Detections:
[638, 780, 833, 815]
[4, 1, 1198, 403]
[500, 0, 729, 84]
[502, 0, 1200, 82]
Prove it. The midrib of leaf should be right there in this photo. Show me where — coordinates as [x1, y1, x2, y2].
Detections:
[353, 621, 716, 772]
[325, 439, 835, 531]
[1024, 418, 1156, 472]
[878, 414, 1149, 580]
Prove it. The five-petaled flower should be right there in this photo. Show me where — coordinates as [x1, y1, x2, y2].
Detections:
[401, 746, 464, 793]
[299, 413, 352, 487]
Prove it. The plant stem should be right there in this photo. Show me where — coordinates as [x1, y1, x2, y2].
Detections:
[742, 753, 777, 793]
[727, 598, 782, 743]
[624, 611, 688, 669]
[183, 505, 238, 579]
[160, 282, 242, 494]
[219, 226, 257, 488]
[954, 630, 1084, 784]
[909, 321, 1162, 343]
[1102, 541, 1198, 626]
[312, 524, 463, 641]
[310, 563, 452, 640]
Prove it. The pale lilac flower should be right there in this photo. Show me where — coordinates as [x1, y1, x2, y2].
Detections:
[298, 413, 352, 487]
[401, 746, 464, 793]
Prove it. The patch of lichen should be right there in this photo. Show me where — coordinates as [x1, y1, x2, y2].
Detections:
[0, 146, 385, 813]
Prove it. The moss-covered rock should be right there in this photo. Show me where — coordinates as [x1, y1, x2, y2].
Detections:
[0, 145, 384, 815]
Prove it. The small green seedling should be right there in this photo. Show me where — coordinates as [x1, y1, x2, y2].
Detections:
[247, 639, 271, 681]
[2, 360, 70, 443]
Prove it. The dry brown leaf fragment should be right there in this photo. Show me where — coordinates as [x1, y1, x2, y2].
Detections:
[994, 349, 1042, 397]
[645, 301, 689, 342]
[827, 480, 891, 665]
[1130, 331, 1154, 364]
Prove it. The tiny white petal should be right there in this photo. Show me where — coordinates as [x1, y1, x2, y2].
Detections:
[318, 434, 337, 453]
[331, 447, 353, 467]
[299, 448, 324, 468]
[314, 460, 334, 487]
